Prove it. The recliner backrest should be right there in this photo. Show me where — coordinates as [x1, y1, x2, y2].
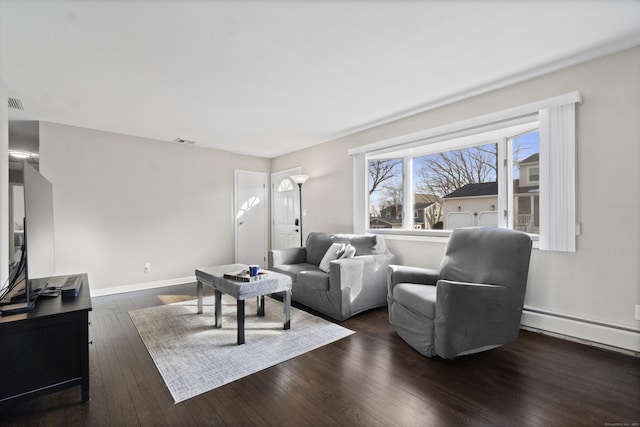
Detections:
[439, 227, 532, 305]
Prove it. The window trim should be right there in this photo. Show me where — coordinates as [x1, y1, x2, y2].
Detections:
[351, 92, 581, 251]
[366, 131, 537, 238]
[528, 166, 540, 184]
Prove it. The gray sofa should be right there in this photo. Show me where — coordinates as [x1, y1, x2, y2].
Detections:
[268, 232, 395, 321]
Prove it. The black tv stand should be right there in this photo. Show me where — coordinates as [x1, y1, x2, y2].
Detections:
[0, 274, 91, 405]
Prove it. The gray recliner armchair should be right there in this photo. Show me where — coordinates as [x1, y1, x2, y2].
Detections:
[387, 227, 532, 359]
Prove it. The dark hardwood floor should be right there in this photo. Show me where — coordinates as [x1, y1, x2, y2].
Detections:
[1, 283, 638, 426]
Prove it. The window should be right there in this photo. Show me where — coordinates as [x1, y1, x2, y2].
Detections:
[352, 91, 580, 252]
[414, 142, 498, 231]
[277, 178, 294, 192]
[369, 158, 403, 228]
[512, 131, 540, 234]
[367, 128, 539, 234]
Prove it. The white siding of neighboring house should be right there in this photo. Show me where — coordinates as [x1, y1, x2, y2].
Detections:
[515, 159, 540, 233]
[442, 195, 499, 229]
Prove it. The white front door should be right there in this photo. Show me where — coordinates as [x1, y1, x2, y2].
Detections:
[271, 168, 301, 249]
[235, 170, 268, 267]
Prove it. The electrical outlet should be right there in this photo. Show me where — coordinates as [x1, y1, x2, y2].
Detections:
[144, 263, 151, 274]
[635, 304, 640, 321]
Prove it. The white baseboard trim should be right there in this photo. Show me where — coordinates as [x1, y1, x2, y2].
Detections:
[90, 276, 196, 297]
[521, 308, 640, 355]
[90, 280, 639, 355]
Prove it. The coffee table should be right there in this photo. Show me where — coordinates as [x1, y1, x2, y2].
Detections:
[195, 264, 292, 345]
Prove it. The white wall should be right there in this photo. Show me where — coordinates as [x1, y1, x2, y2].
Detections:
[39, 122, 270, 294]
[272, 138, 355, 242]
[273, 47, 640, 352]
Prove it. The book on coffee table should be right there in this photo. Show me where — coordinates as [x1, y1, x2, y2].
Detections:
[223, 270, 269, 282]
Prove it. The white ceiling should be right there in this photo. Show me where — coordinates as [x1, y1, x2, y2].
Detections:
[1, 1, 640, 159]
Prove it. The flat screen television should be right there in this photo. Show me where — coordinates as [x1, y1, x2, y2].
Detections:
[1, 162, 55, 314]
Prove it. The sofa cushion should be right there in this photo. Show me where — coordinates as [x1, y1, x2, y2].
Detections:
[393, 283, 437, 320]
[305, 232, 335, 265]
[319, 243, 345, 273]
[298, 269, 330, 291]
[270, 262, 318, 283]
[305, 232, 389, 265]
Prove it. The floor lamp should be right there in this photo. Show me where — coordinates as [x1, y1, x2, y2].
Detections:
[290, 174, 309, 247]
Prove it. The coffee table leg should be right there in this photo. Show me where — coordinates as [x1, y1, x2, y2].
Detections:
[257, 295, 265, 317]
[237, 300, 245, 345]
[283, 289, 291, 330]
[214, 290, 222, 328]
[197, 280, 203, 314]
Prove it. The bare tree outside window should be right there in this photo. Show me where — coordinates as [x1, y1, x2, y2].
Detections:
[413, 144, 498, 198]
[369, 159, 402, 195]
[368, 159, 402, 228]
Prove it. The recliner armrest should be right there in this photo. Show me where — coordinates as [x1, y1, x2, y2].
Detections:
[434, 280, 511, 358]
[268, 247, 307, 268]
[388, 265, 439, 288]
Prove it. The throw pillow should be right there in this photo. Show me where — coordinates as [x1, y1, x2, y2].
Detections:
[319, 243, 345, 273]
[339, 244, 356, 259]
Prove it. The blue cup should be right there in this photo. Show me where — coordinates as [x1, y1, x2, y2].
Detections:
[249, 265, 259, 277]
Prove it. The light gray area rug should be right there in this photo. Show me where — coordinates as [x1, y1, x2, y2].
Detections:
[129, 295, 354, 403]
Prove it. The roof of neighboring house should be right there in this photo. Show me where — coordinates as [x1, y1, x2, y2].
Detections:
[380, 205, 401, 213]
[443, 182, 498, 198]
[414, 202, 435, 210]
[380, 196, 440, 212]
[519, 153, 539, 164]
[443, 180, 539, 199]
[514, 179, 539, 194]
[370, 217, 402, 226]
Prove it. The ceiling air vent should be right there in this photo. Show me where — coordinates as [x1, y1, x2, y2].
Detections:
[174, 138, 196, 145]
[8, 97, 24, 110]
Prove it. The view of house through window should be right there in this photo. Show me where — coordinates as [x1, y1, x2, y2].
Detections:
[367, 128, 540, 235]
[512, 130, 540, 234]
[419, 143, 498, 230]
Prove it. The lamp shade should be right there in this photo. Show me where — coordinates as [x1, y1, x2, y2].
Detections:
[290, 174, 309, 185]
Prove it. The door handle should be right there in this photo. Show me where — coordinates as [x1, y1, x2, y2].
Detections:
[294, 218, 300, 226]
[295, 229, 299, 233]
